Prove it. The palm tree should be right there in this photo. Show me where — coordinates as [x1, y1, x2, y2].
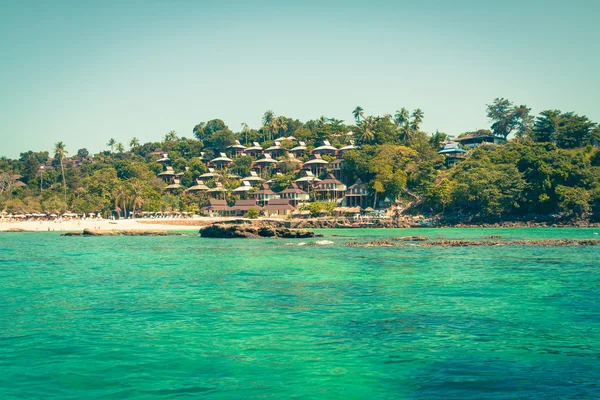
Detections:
[352, 106, 364, 123]
[107, 138, 116, 153]
[359, 117, 375, 143]
[164, 130, 178, 142]
[262, 110, 275, 140]
[53, 142, 68, 205]
[113, 183, 129, 219]
[240, 123, 250, 144]
[273, 116, 288, 138]
[394, 107, 410, 127]
[128, 179, 145, 217]
[394, 108, 411, 141]
[116, 143, 125, 153]
[129, 137, 140, 149]
[411, 108, 424, 131]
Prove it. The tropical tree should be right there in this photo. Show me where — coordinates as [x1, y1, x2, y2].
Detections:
[394, 107, 411, 141]
[164, 130, 178, 142]
[352, 106, 364, 123]
[53, 141, 68, 205]
[107, 138, 116, 153]
[116, 143, 125, 153]
[129, 137, 140, 149]
[262, 110, 275, 140]
[273, 116, 288, 138]
[358, 117, 375, 144]
[240, 122, 250, 144]
[486, 98, 533, 140]
[410, 108, 424, 132]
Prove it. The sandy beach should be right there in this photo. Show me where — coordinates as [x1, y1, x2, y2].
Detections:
[0, 218, 231, 232]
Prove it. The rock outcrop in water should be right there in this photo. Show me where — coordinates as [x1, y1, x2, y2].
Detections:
[345, 238, 600, 247]
[200, 223, 315, 239]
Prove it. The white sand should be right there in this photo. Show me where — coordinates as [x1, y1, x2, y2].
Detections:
[0, 218, 219, 232]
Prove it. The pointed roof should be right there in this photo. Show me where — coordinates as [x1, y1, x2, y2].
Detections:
[240, 170, 264, 182]
[187, 179, 210, 192]
[438, 143, 467, 154]
[264, 198, 295, 211]
[230, 199, 262, 211]
[232, 181, 254, 192]
[255, 154, 278, 164]
[228, 140, 246, 150]
[199, 168, 220, 179]
[319, 173, 343, 185]
[313, 140, 338, 152]
[253, 183, 276, 195]
[280, 182, 308, 195]
[245, 142, 263, 151]
[211, 153, 233, 162]
[290, 141, 307, 152]
[265, 141, 283, 151]
[158, 166, 176, 176]
[339, 141, 358, 151]
[295, 170, 321, 183]
[349, 178, 366, 190]
[304, 153, 329, 165]
[202, 199, 229, 211]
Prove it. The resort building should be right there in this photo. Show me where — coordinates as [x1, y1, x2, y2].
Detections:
[202, 199, 229, 216]
[338, 140, 358, 154]
[264, 141, 286, 158]
[328, 158, 344, 181]
[342, 178, 368, 207]
[232, 181, 253, 198]
[210, 153, 233, 169]
[303, 153, 328, 175]
[454, 134, 506, 148]
[263, 199, 295, 216]
[295, 170, 321, 191]
[186, 179, 209, 194]
[253, 154, 278, 175]
[227, 140, 246, 157]
[438, 143, 467, 166]
[198, 168, 220, 182]
[156, 153, 170, 164]
[206, 182, 227, 199]
[311, 140, 338, 156]
[239, 171, 264, 185]
[157, 166, 177, 182]
[253, 183, 280, 206]
[244, 142, 263, 157]
[279, 182, 309, 207]
[289, 141, 307, 157]
[199, 152, 211, 163]
[164, 178, 182, 193]
[314, 174, 347, 201]
[230, 199, 262, 216]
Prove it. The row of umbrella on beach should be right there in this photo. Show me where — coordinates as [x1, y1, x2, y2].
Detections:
[0, 212, 102, 218]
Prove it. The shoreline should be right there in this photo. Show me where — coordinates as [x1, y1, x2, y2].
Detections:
[1, 217, 599, 232]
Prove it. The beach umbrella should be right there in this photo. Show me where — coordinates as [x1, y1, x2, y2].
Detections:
[50, 213, 58, 217]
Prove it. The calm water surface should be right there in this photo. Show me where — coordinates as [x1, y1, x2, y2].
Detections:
[1, 228, 599, 399]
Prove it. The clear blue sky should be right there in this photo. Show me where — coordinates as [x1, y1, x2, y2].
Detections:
[1, 0, 598, 158]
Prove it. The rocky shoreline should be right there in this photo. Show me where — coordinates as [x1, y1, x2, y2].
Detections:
[200, 223, 316, 239]
[345, 238, 600, 247]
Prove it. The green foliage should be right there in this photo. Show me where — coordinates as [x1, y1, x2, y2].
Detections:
[245, 208, 260, 219]
[299, 201, 336, 216]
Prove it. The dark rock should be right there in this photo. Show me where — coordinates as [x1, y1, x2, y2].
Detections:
[61, 232, 82, 236]
[200, 223, 315, 239]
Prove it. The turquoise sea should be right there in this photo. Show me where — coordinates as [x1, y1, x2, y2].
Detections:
[1, 228, 599, 399]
